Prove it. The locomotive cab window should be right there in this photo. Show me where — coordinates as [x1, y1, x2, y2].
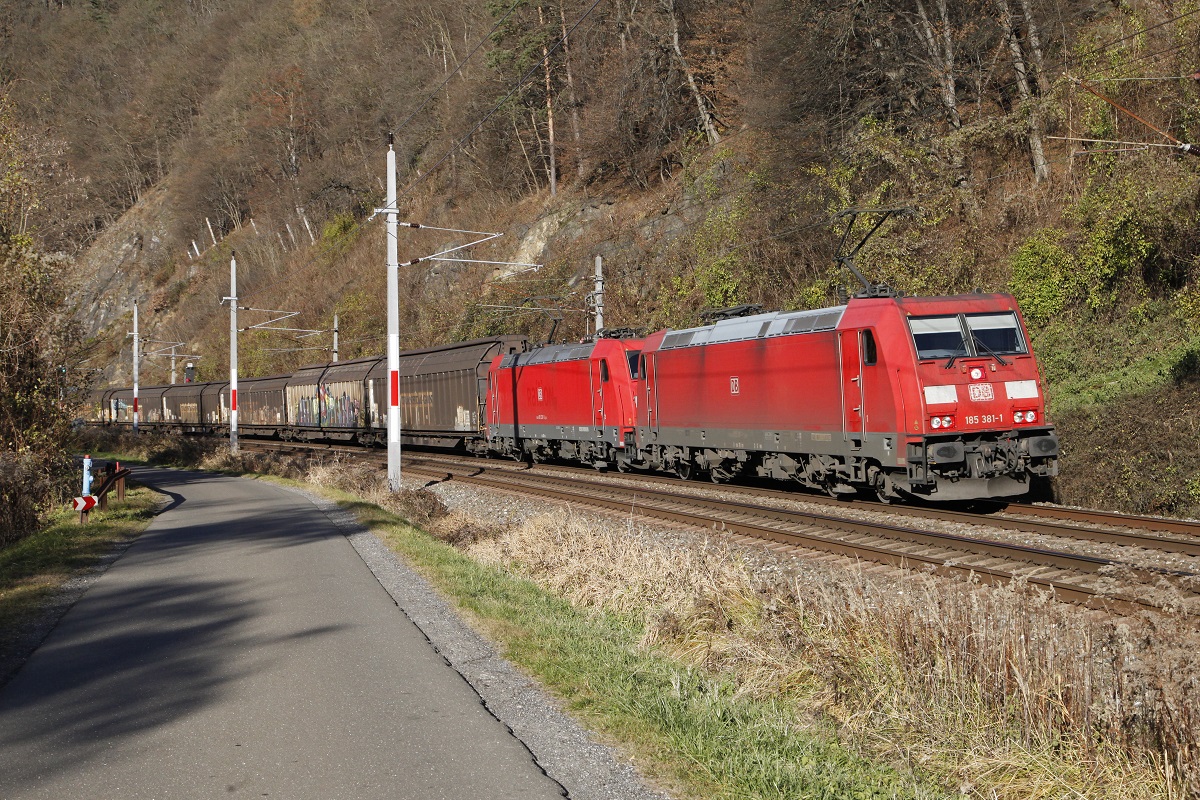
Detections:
[861, 330, 877, 365]
[626, 350, 642, 379]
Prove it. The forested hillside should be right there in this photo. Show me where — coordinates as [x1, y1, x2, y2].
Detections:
[4, 0, 1200, 513]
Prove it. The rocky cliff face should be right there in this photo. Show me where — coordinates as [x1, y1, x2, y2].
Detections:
[74, 183, 176, 339]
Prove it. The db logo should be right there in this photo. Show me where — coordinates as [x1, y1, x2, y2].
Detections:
[730, 376, 740, 395]
[968, 383, 994, 402]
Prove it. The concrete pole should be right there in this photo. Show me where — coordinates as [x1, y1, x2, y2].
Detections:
[594, 255, 604, 333]
[229, 253, 239, 453]
[132, 304, 140, 434]
[386, 135, 402, 491]
[170, 344, 177, 385]
[332, 313, 339, 362]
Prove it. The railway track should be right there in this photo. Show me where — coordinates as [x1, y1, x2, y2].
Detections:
[240, 440, 1200, 615]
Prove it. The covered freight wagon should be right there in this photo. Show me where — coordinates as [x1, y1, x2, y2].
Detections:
[286, 356, 381, 441]
[371, 336, 527, 450]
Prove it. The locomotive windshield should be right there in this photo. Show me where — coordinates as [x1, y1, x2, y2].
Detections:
[964, 313, 1027, 355]
[909, 316, 968, 359]
[909, 312, 1028, 361]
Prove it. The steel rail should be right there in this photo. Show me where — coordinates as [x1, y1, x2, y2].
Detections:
[394, 449, 1200, 557]
[1003, 502, 1200, 539]
[411, 460, 1194, 582]
[399, 458, 1173, 616]
[240, 441, 1200, 557]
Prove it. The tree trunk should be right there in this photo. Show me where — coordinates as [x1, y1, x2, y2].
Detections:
[558, 0, 584, 178]
[619, 0, 640, 52]
[999, 0, 1050, 182]
[1018, 0, 1048, 95]
[538, 4, 557, 196]
[515, 114, 539, 193]
[664, 0, 720, 145]
[914, 0, 961, 128]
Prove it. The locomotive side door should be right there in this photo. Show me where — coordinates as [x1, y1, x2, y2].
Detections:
[487, 370, 498, 428]
[838, 330, 865, 446]
[644, 354, 657, 433]
[590, 358, 609, 429]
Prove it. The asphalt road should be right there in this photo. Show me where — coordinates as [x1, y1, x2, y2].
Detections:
[0, 467, 566, 800]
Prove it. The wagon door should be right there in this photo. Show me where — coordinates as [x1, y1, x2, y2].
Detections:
[839, 330, 865, 445]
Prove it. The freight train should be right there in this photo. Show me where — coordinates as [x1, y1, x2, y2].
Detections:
[89, 291, 1059, 502]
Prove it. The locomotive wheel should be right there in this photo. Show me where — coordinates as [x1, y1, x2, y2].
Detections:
[675, 462, 694, 481]
[870, 468, 896, 504]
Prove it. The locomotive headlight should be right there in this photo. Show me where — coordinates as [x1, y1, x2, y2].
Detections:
[930, 416, 942, 429]
[1013, 411, 1025, 423]
[941, 416, 953, 428]
[1025, 410, 1036, 423]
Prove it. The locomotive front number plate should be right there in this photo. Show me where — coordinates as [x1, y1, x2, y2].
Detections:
[968, 383, 995, 402]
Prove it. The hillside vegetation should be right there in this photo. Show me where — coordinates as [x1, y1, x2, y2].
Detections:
[4, 0, 1200, 513]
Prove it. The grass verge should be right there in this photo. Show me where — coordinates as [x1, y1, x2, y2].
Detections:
[0, 486, 161, 665]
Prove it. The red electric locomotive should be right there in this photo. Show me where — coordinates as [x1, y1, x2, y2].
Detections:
[486, 333, 643, 466]
[624, 292, 1058, 501]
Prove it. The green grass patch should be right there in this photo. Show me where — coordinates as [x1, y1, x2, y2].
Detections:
[1031, 301, 1200, 415]
[0, 487, 161, 658]
[333, 494, 938, 800]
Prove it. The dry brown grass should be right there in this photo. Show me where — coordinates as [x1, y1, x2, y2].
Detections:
[460, 508, 1197, 800]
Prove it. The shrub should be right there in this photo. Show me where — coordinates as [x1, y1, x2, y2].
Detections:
[1009, 228, 1076, 321]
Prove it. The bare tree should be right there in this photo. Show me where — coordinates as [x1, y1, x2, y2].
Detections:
[999, 0, 1050, 182]
[663, 0, 721, 145]
[913, 0, 962, 128]
[557, 0, 585, 179]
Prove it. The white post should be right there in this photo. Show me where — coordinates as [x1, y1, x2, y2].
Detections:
[229, 253, 239, 453]
[332, 313, 339, 362]
[170, 344, 177, 385]
[132, 304, 140, 434]
[594, 255, 604, 332]
[386, 135, 402, 491]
